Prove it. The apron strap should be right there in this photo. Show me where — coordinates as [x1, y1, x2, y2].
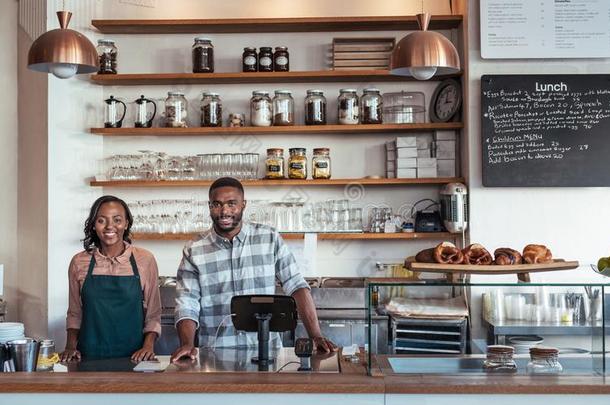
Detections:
[87, 255, 96, 277]
[129, 254, 140, 278]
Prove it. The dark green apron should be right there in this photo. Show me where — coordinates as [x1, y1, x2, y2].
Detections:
[77, 254, 144, 359]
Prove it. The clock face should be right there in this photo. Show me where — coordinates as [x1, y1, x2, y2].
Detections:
[430, 79, 462, 123]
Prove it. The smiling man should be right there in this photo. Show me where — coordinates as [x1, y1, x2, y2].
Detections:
[171, 177, 336, 362]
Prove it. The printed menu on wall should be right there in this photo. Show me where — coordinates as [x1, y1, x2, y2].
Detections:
[481, 74, 610, 187]
[481, 0, 610, 59]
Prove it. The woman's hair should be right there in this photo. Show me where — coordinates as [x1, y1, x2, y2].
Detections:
[83, 195, 133, 252]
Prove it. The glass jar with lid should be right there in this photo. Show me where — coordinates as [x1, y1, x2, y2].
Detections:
[265, 148, 285, 179]
[164, 91, 188, 128]
[200, 92, 222, 127]
[192, 38, 214, 73]
[250, 90, 273, 127]
[305, 90, 327, 125]
[242, 47, 258, 72]
[361, 88, 383, 124]
[338, 89, 359, 125]
[273, 90, 295, 126]
[526, 347, 563, 375]
[288, 148, 307, 179]
[483, 345, 517, 373]
[312, 148, 331, 179]
[273, 46, 289, 72]
[258, 47, 273, 72]
[97, 39, 117, 74]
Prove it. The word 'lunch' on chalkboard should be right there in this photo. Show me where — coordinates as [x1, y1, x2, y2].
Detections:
[481, 74, 610, 187]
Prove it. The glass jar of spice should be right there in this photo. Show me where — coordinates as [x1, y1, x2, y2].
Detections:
[97, 39, 117, 74]
[361, 88, 383, 124]
[483, 345, 517, 373]
[288, 148, 307, 179]
[242, 47, 258, 72]
[273, 46, 289, 72]
[305, 90, 327, 125]
[258, 47, 273, 72]
[526, 347, 563, 375]
[338, 89, 359, 125]
[192, 38, 214, 73]
[250, 90, 273, 127]
[200, 92, 222, 127]
[164, 92, 188, 128]
[312, 148, 331, 179]
[265, 148, 285, 179]
[273, 90, 294, 126]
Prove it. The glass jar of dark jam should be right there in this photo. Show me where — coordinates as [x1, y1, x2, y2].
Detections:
[192, 38, 214, 73]
[273, 46, 289, 72]
[258, 47, 273, 72]
[242, 47, 257, 72]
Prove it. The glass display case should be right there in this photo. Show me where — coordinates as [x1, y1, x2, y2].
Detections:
[366, 279, 609, 376]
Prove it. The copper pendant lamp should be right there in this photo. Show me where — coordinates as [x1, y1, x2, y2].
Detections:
[390, 13, 460, 80]
[28, 10, 98, 79]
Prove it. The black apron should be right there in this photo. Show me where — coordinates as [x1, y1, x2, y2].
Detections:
[77, 254, 144, 359]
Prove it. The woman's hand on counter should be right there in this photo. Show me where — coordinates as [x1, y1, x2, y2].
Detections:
[60, 348, 81, 362]
[170, 345, 198, 363]
[313, 336, 338, 353]
[131, 346, 156, 362]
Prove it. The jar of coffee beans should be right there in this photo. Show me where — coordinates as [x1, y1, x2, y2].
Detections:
[361, 88, 383, 124]
[97, 39, 117, 74]
[200, 92, 222, 127]
[305, 90, 327, 125]
[192, 38, 214, 73]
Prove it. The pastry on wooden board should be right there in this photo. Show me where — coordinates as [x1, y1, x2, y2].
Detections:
[462, 243, 493, 265]
[414, 248, 435, 263]
[522, 244, 553, 264]
[433, 242, 464, 264]
[494, 248, 523, 265]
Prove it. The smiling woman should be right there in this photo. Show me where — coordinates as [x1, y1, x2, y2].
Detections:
[61, 195, 162, 363]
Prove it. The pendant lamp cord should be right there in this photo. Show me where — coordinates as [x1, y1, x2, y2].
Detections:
[62, 0, 66, 11]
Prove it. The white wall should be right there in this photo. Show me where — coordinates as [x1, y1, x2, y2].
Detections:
[0, 0, 19, 321]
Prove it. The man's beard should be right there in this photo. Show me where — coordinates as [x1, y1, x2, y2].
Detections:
[212, 210, 243, 233]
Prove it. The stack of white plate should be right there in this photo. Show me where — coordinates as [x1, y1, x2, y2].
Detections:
[507, 335, 544, 354]
[0, 322, 25, 344]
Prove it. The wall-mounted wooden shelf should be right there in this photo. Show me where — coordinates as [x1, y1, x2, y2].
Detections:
[131, 232, 456, 241]
[90, 122, 463, 136]
[91, 177, 465, 187]
[92, 15, 463, 34]
[90, 70, 463, 86]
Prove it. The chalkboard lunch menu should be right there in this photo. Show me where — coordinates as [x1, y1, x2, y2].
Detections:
[481, 74, 610, 187]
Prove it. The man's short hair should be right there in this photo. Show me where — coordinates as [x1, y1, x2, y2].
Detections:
[208, 177, 245, 198]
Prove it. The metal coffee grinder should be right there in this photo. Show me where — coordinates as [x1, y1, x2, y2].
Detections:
[440, 182, 468, 234]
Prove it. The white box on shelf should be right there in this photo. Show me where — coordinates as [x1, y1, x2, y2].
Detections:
[416, 134, 433, 149]
[396, 147, 418, 158]
[417, 157, 438, 168]
[436, 130, 457, 141]
[438, 159, 456, 177]
[436, 140, 456, 159]
[417, 148, 431, 158]
[397, 158, 417, 168]
[396, 136, 417, 148]
[385, 140, 396, 151]
[418, 167, 438, 178]
[396, 168, 417, 178]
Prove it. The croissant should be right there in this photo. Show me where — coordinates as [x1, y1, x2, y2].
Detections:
[494, 248, 523, 265]
[433, 242, 464, 264]
[462, 243, 493, 265]
[415, 248, 435, 263]
[522, 244, 553, 264]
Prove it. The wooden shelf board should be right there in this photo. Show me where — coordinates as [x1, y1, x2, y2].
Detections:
[131, 232, 456, 241]
[92, 15, 463, 34]
[90, 177, 465, 187]
[90, 122, 463, 136]
[90, 70, 463, 85]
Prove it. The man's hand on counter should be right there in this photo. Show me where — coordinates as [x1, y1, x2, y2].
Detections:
[312, 336, 338, 353]
[170, 344, 198, 363]
[60, 348, 81, 362]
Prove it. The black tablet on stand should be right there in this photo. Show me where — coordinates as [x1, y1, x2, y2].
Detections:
[230, 295, 297, 371]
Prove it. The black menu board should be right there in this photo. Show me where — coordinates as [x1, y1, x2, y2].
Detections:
[481, 74, 610, 187]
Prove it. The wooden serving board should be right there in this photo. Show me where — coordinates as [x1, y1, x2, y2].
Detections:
[404, 257, 579, 282]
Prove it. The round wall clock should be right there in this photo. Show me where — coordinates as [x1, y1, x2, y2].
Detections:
[429, 79, 462, 123]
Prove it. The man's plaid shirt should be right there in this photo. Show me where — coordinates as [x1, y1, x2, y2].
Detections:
[175, 221, 309, 348]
